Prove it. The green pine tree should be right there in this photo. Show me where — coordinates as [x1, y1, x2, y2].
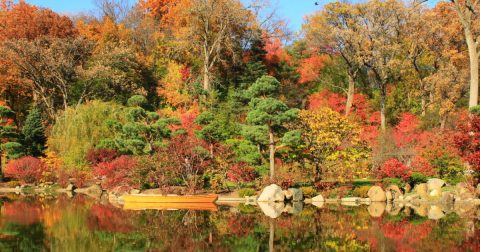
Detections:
[21, 108, 46, 157]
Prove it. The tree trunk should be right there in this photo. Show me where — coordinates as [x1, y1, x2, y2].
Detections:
[465, 30, 479, 108]
[268, 126, 275, 182]
[380, 84, 387, 132]
[440, 114, 447, 130]
[345, 73, 355, 115]
[203, 63, 210, 91]
[269, 219, 275, 252]
[421, 96, 426, 117]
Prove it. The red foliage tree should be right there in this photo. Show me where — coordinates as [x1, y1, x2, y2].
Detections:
[410, 156, 436, 176]
[298, 55, 328, 84]
[5, 156, 46, 183]
[226, 162, 257, 182]
[393, 113, 430, 148]
[86, 148, 121, 166]
[453, 114, 480, 172]
[378, 158, 411, 180]
[93, 155, 137, 189]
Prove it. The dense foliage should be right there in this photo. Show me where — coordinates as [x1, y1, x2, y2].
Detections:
[0, 0, 478, 189]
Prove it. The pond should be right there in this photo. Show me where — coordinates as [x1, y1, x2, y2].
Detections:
[0, 194, 478, 251]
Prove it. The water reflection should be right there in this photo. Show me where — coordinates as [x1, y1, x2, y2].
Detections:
[0, 195, 478, 251]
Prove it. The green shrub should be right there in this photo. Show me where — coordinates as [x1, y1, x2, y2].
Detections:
[409, 172, 428, 185]
[351, 185, 371, 197]
[470, 105, 480, 115]
[431, 155, 465, 184]
[127, 95, 148, 108]
[301, 186, 317, 198]
[382, 177, 405, 188]
[238, 188, 256, 197]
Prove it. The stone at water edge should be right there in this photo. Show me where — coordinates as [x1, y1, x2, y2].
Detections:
[74, 184, 103, 197]
[368, 202, 386, 217]
[403, 183, 412, 193]
[385, 191, 393, 201]
[428, 205, 445, 220]
[283, 202, 303, 214]
[311, 201, 324, 208]
[476, 184, 480, 197]
[257, 184, 285, 202]
[429, 189, 441, 197]
[258, 202, 285, 218]
[311, 194, 324, 202]
[454, 183, 475, 200]
[427, 178, 445, 191]
[414, 183, 428, 198]
[386, 185, 403, 200]
[130, 189, 140, 194]
[283, 190, 293, 200]
[65, 184, 74, 191]
[441, 192, 454, 204]
[367, 186, 386, 202]
[288, 188, 303, 202]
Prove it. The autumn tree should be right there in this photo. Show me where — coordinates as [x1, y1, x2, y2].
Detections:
[0, 37, 94, 120]
[295, 108, 369, 181]
[244, 75, 298, 181]
[450, 0, 480, 108]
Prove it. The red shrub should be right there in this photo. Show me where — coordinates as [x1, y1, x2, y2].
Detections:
[465, 152, 480, 172]
[410, 156, 436, 176]
[454, 115, 480, 171]
[393, 113, 430, 148]
[378, 158, 411, 181]
[93, 155, 137, 189]
[86, 148, 121, 166]
[226, 162, 257, 182]
[5, 156, 46, 183]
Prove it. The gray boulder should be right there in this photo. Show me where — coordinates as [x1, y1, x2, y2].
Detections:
[288, 188, 303, 201]
[258, 184, 285, 202]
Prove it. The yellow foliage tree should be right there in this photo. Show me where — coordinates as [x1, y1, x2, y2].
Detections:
[157, 61, 192, 109]
[298, 108, 370, 181]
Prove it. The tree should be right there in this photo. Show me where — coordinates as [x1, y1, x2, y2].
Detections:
[0, 106, 23, 177]
[0, 37, 94, 120]
[244, 75, 298, 181]
[450, 0, 480, 108]
[21, 108, 46, 157]
[296, 107, 369, 181]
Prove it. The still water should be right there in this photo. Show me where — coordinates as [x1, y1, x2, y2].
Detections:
[0, 194, 478, 251]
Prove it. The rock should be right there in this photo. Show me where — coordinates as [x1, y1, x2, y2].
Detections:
[367, 186, 386, 202]
[311, 194, 324, 202]
[141, 188, 164, 195]
[454, 183, 475, 200]
[74, 184, 103, 198]
[130, 189, 140, 194]
[258, 184, 285, 202]
[258, 202, 284, 218]
[312, 201, 324, 208]
[476, 184, 480, 197]
[284, 202, 303, 214]
[441, 192, 454, 204]
[368, 202, 386, 217]
[386, 185, 402, 200]
[427, 178, 445, 192]
[413, 205, 428, 217]
[341, 197, 360, 203]
[359, 198, 371, 205]
[404, 183, 412, 193]
[288, 188, 303, 202]
[428, 205, 445, 220]
[414, 183, 428, 198]
[245, 196, 257, 204]
[342, 201, 361, 207]
[283, 190, 293, 200]
[429, 189, 441, 198]
[385, 191, 393, 201]
[66, 184, 74, 191]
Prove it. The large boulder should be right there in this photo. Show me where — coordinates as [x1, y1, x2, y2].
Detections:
[283, 190, 293, 200]
[258, 184, 285, 202]
[311, 194, 324, 202]
[414, 183, 428, 198]
[288, 188, 303, 202]
[367, 186, 386, 202]
[368, 202, 385, 217]
[74, 184, 103, 198]
[258, 202, 284, 218]
[454, 183, 475, 200]
[429, 189, 441, 198]
[428, 205, 445, 220]
[427, 178, 445, 192]
[386, 185, 402, 200]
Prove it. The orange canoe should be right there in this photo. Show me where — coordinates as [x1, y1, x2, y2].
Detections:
[123, 202, 218, 211]
[122, 194, 218, 204]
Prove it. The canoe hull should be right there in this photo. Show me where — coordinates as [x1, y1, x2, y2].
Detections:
[123, 202, 218, 211]
[123, 194, 218, 203]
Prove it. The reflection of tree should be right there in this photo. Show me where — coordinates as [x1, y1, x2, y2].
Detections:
[0, 222, 46, 251]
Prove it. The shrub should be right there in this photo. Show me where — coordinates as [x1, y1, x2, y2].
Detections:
[238, 188, 256, 197]
[409, 172, 428, 185]
[382, 177, 405, 188]
[378, 158, 411, 181]
[6, 180, 20, 188]
[5, 156, 46, 184]
[351, 185, 371, 197]
[301, 186, 317, 198]
[470, 105, 480, 115]
[86, 148, 121, 166]
[94, 155, 137, 189]
[226, 162, 258, 182]
[410, 156, 435, 176]
[430, 155, 465, 184]
[127, 95, 148, 108]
